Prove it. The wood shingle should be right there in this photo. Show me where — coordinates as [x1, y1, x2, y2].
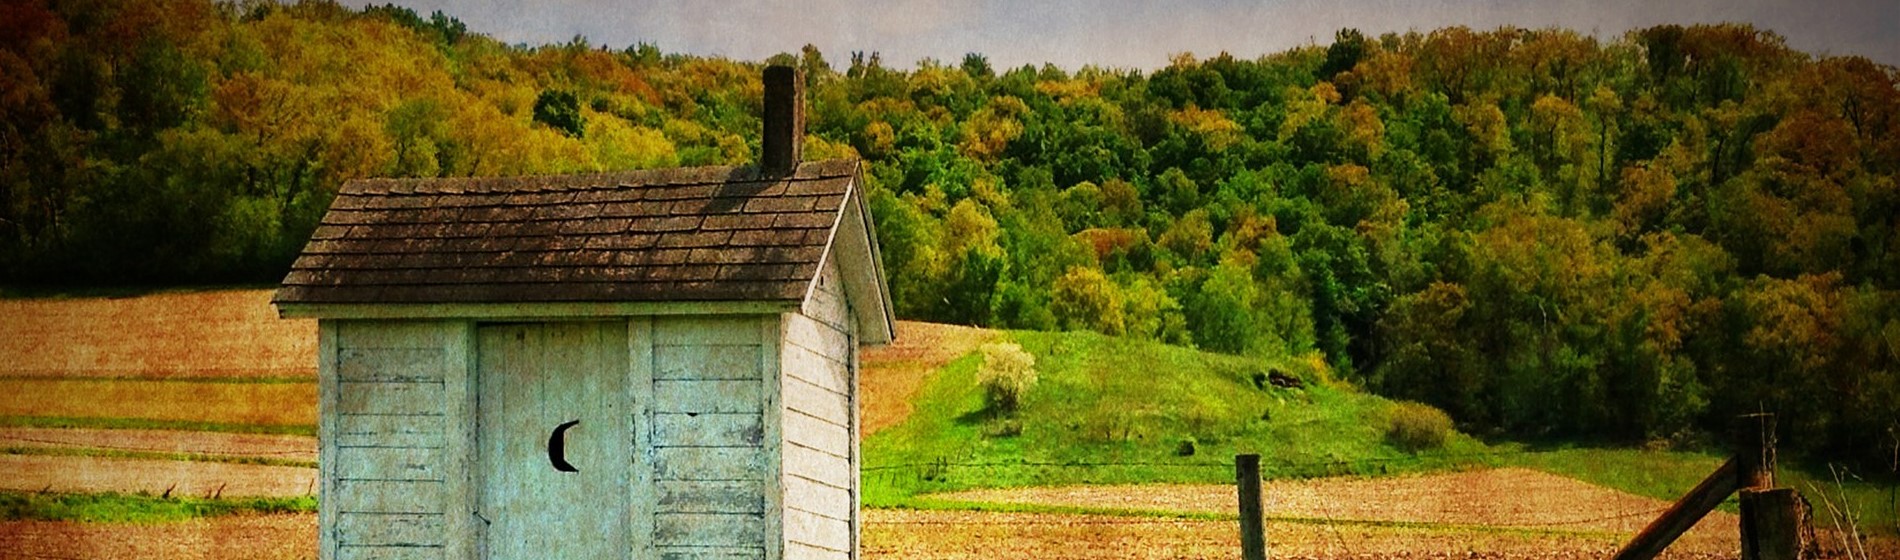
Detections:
[273, 159, 862, 305]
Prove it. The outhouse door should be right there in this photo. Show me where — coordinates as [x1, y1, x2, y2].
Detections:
[476, 322, 636, 560]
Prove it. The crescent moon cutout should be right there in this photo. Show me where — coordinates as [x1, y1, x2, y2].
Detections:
[548, 420, 580, 472]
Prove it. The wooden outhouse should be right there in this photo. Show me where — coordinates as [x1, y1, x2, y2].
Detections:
[275, 67, 892, 560]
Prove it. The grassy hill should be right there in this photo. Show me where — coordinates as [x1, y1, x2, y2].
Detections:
[862, 328, 1490, 507]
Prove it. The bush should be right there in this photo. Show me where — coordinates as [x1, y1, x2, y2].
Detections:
[1385, 401, 1454, 452]
[977, 342, 1037, 414]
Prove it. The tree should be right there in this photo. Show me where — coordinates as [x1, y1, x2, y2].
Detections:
[1051, 266, 1125, 335]
[533, 89, 585, 137]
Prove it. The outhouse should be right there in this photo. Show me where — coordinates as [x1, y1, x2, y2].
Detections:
[274, 66, 892, 560]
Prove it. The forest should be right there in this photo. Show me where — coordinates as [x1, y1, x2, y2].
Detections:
[1, 0, 1896, 470]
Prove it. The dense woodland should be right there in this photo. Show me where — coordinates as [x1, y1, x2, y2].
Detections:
[3, 0, 1897, 469]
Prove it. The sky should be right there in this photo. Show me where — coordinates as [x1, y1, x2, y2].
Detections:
[354, 0, 1900, 70]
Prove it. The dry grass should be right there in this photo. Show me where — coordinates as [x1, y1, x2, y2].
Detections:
[0, 289, 314, 379]
[0, 379, 315, 428]
[0, 455, 315, 498]
[0, 428, 316, 463]
[861, 320, 999, 435]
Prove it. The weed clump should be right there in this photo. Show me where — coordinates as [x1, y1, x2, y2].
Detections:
[977, 342, 1037, 414]
[1385, 401, 1454, 452]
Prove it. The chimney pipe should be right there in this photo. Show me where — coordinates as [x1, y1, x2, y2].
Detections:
[762, 65, 804, 178]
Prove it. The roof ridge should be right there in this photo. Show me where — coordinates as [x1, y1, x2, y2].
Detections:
[341, 159, 860, 196]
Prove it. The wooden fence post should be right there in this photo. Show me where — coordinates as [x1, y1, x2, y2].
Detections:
[1236, 454, 1266, 560]
[1740, 488, 1804, 560]
[1735, 413, 1776, 491]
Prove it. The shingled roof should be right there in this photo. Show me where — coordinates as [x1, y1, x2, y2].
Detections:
[273, 159, 866, 306]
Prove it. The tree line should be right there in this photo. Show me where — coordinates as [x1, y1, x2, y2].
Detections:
[2, 0, 1896, 469]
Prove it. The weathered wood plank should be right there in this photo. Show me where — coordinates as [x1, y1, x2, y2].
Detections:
[780, 344, 848, 395]
[785, 475, 852, 521]
[319, 322, 340, 560]
[334, 447, 440, 481]
[654, 317, 764, 345]
[657, 481, 765, 514]
[629, 317, 658, 560]
[784, 443, 851, 492]
[654, 448, 767, 481]
[332, 479, 442, 513]
[657, 546, 765, 560]
[654, 380, 763, 414]
[338, 348, 449, 382]
[782, 409, 848, 456]
[784, 507, 850, 552]
[335, 544, 444, 560]
[785, 541, 849, 560]
[655, 344, 763, 380]
[336, 512, 444, 547]
[336, 382, 444, 415]
[783, 376, 849, 426]
[334, 413, 444, 449]
[653, 413, 763, 448]
[782, 315, 849, 365]
[655, 513, 765, 548]
[337, 321, 455, 350]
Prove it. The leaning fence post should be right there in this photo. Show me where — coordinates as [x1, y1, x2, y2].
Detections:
[1236, 453, 1266, 560]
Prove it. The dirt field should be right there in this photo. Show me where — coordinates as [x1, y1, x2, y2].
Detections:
[861, 320, 998, 434]
[0, 289, 314, 379]
[0, 455, 315, 498]
[0, 378, 316, 428]
[0, 508, 1804, 560]
[0, 428, 316, 463]
[931, 468, 1730, 538]
[0, 513, 315, 560]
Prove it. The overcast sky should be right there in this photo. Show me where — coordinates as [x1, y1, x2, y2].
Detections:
[354, 0, 1899, 70]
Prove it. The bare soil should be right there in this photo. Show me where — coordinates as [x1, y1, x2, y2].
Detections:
[0, 509, 1779, 560]
[0, 455, 315, 498]
[860, 320, 998, 435]
[0, 289, 314, 379]
[0, 428, 316, 462]
[932, 468, 1734, 540]
[0, 513, 315, 560]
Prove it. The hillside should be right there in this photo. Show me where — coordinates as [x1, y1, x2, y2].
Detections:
[3, 1, 1897, 468]
[863, 328, 1487, 506]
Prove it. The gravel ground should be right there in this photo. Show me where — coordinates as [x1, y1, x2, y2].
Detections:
[0, 428, 317, 463]
[0, 455, 315, 498]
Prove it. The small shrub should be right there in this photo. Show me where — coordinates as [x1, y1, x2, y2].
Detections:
[1174, 437, 1198, 457]
[977, 342, 1037, 414]
[1385, 401, 1454, 452]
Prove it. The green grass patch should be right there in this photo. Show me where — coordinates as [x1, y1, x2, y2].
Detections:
[0, 491, 316, 523]
[0, 416, 316, 437]
[2, 446, 316, 469]
[862, 329, 1492, 507]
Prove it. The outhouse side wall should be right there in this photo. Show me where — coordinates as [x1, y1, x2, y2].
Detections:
[780, 260, 859, 560]
[320, 320, 477, 560]
[647, 315, 783, 560]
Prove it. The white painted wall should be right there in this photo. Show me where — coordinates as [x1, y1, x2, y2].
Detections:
[781, 260, 858, 560]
